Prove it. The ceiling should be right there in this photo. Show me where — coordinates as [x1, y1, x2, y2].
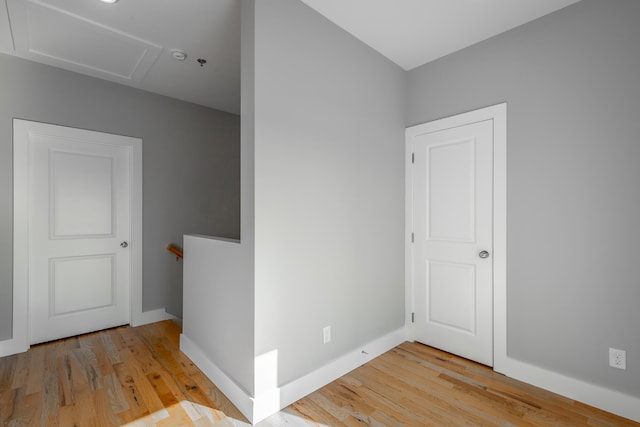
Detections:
[0, 0, 581, 115]
[0, 0, 241, 114]
[299, 0, 582, 70]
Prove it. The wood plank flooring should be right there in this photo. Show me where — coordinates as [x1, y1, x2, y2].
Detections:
[0, 320, 637, 426]
[287, 343, 638, 426]
[0, 321, 249, 426]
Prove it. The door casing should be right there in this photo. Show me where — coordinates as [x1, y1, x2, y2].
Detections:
[405, 103, 507, 372]
[10, 119, 143, 355]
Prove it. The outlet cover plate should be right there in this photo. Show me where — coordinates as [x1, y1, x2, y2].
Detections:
[609, 348, 627, 370]
[323, 326, 331, 344]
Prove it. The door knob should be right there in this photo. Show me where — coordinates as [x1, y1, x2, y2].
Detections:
[478, 250, 490, 259]
[120, 241, 129, 248]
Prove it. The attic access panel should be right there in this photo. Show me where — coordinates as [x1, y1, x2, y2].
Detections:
[6, 0, 161, 84]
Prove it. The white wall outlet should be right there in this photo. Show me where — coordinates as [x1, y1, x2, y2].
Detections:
[323, 326, 331, 344]
[609, 348, 626, 370]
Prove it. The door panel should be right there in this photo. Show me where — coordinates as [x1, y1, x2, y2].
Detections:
[51, 151, 114, 237]
[428, 260, 476, 334]
[411, 119, 493, 366]
[428, 139, 475, 242]
[28, 126, 131, 344]
[50, 255, 115, 315]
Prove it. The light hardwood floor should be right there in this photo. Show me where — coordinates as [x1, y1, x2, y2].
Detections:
[0, 321, 637, 426]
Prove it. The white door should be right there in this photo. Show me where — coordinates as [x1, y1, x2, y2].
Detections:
[20, 121, 132, 344]
[409, 119, 494, 366]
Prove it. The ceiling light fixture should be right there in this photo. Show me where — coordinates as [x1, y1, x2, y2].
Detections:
[99, 0, 119, 3]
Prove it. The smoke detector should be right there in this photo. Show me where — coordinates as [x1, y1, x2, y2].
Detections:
[171, 50, 187, 61]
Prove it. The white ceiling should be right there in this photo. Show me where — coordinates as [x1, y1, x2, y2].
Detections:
[300, 0, 582, 70]
[0, 0, 581, 115]
[1, 0, 241, 114]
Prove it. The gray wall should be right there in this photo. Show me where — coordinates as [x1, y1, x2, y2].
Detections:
[0, 53, 240, 339]
[252, 0, 406, 386]
[407, 0, 640, 398]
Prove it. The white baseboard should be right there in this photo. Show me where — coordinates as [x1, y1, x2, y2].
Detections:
[276, 327, 408, 415]
[133, 308, 178, 327]
[0, 308, 179, 358]
[180, 333, 254, 422]
[180, 328, 407, 424]
[253, 327, 407, 423]
[498, 356, 640, 423]
[0, 336, 28, 358]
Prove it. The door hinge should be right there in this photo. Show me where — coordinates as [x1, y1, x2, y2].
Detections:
[411, 152, 415, 164]
[411, 232, 414, 243]
[411, 312, 415, 323]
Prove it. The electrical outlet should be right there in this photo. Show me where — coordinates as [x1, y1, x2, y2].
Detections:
[323, 326, 331, 344]
[609, 348, 626, 370]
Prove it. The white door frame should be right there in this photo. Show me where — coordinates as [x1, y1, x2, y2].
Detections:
[7, 119, 143, 356]
[405, 103, 507, 372]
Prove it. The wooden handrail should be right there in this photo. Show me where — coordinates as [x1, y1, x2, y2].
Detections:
[167, 244, 183, 259]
